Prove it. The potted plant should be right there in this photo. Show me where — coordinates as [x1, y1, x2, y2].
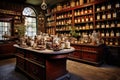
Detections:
[15, 23, 26, 37]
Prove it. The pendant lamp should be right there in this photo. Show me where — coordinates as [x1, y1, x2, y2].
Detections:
[41, 0, 47, 10]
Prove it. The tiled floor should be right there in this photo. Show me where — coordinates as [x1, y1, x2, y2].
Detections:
[0, 58, 120, 80]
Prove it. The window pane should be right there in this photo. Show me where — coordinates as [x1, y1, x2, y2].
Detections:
[0, 22, 11, 40]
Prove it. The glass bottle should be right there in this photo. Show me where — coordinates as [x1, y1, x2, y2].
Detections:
[85, 8, 88, 14]
[89, 7, 93, 13]
[115, 39, 119, 46]
[107, 3, 112, 10]
[76, 0, 79, 6]
[115, 2, 120, 8]
[81, 9, 84, 15]
[96, 5, 100, 12]
[77, 10, 80, 16]
[106, 22, 110, 28]
[109, 39, 113, 45]
[70, 0, 75, 7]
[117, 22, 120, 27]
[101, 23, 105, 28]
[106, 30, 109, 37]
[96, 23, 100, 28]
[75, 11, 77, 16]
[86, 16, 89, 22]
[105, 39, 109, 45]
[90, 23, 93, 29]
[107, 12, 111, 19]
[90, 15, 93, 21]
[111, 22, 115, 28]
[102, 12, 106, 19]
[112, 10, 117, 18]
[97, 13, 100, 20]
[116, 30, 120, 37]
[78, 17, 81, 23]
[110, 30, 114, 37]
[101, 30, 105, 37]
[79, 0, 84, 5]
[75, 18, 77, 23]
[101, 4, 106, 11]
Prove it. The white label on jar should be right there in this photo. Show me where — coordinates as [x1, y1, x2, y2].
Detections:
[90, 17, 93, 21]
[102, 14, 106, 19]
[86, 18, 89, 22]
[97, 15, 100, 20]
[78, 19, 80, 23]
[81, 11, 83, 15]
[106, 41, 108, 45]
[90, 25, 93, 29]
[75, 19, 77, 23]
[111, 23, 115, 27]
[107, 13, 111, 19]
[107, 5, 111, 9]
[101, 6, 105, 10]
[106, 33, 109, 37]
[115, 3, 120, 8]
[117, 23, 120, 27]
[113, 12, 117, 18]
[101, 33, 104, 37]
[89, 10, 92, 13]
[115, 42, 118, 45]
[101, 24, 105, 28]
[85, 10, 87, 14]
[97, 8, 100, 12]
[109, 42, 113, 45]
[97, 24, 100, 28]
[111, 33, 114, 37]
[82, 18, 84, 22]
[106, 24, 109, 28]
[116, 32, 120, 37]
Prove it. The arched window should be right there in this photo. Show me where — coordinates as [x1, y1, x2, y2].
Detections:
[22, 7, 37, 38]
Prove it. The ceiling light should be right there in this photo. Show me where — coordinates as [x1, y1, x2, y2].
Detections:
[41, 0, 47, 10]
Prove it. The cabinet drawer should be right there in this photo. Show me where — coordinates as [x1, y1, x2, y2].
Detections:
[26, 53, 45, 65]
[82, 52, 97, 62]
[69, 51, 81, 58]
[26, 61, 45, 80]
[16, 57, 25, 70]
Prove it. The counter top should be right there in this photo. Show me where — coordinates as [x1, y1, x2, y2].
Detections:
[14, 44, 75, 55]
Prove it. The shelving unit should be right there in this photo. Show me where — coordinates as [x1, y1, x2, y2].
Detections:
[46, 13, 56, 35]
[94, 0, 120, 47]
[46, 0, 120, 66]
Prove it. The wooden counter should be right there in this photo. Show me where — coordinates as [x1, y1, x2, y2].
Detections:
[14, 44, 75, 80]
[69, 44, 105, 66]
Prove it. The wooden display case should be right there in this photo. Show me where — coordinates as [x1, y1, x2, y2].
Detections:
[14, 45, 74, 80]
[69, 44, 105, 66]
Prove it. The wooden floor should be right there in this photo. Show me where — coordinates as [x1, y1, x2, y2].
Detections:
[0, 58, 120, 80]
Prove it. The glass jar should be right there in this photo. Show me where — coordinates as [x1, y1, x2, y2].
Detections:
[107, 12, 111, 19]
[79, 0, 84, 5]
[102, 13, 106, 19]
[70, 0, 75, 7]
[96, 6, 100, 12]
[101, 4, 106, 11]
[115, 2, 120, 8]
[112, 11, 117, 18]
[107, 3, 112, 9]
[57, 4, 62, 11]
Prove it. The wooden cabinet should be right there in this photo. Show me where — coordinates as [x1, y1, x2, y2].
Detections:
[15, 46, 74, 80]
[0, 41, 16, 59]
[68, 44, 105, 66]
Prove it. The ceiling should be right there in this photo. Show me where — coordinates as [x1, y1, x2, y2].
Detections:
[3, 0, 65, 7]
